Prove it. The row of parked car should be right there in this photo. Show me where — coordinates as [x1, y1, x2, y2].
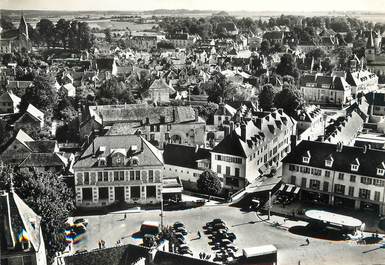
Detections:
[172, 222, 193, 256]
[204, 218, 238, 262]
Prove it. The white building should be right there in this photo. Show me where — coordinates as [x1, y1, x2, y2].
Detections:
[282, 140, 385, 215]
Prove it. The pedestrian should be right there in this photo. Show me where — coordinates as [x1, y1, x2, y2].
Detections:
[98, 240, 101, 249]
[101, 240, 105, 248]
[124, 213, 127, 219]
[298, 261, 301, 265]
[306, 238, 310, 245]
[199, 252, 203, 259]
[197, 230, 201, 239]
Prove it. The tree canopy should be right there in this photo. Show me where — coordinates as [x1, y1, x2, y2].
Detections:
[0, 168, 75, 265]
[274, 84, 304, 116]
[197, 170, 222, 196]
[258, 84, 279, 111]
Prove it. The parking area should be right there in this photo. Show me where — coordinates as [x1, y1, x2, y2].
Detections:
[71, 204, 385, 265]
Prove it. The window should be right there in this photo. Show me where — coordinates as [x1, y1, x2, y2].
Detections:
[149, 170, 154, 182]
[103, 172, 109, 182]
[325, 171, 330, 178]
[373, 179, 384, 187]
[325, 159, 333, 167]
[130, 171, 135, 180]
[338, 173, 344, 180]
[323, 181, 329, 192]
[289, 165, 296, 171]
[359, 188, 370, 200]
[361, 177, 372, 185]
[130, 186, 141, 199]
[334, 184, 345, 195]
[348, 186, 354, 197]
[290, 175, 296, 185]
[99, 187, 109, 200]
[84, 172, 90, 185]
[217, 165, 222, 174]
[351, 164, 359, 172]
[119, 171, 125, 181]
[114, 171, 119, 181]
[146, 186, 157, 198]
[301, 177, 307, 188]
[98, 172, 103, 181]
[215, 155, 242, 164]
[377, 168, 385, 176]
[302, 156, 310, 163]
[136, 171, 141, 180]
[226, 166, 230, 176]
[235, 168, 240, 177]
[309, 179, 320, 190]
[167, 124, 171, 131]
[350, 175, 356, 182]
[82, 188, 93, 201]
[374, 191, 381, 201]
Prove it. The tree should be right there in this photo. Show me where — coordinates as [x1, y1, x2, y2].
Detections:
[258, 84, 278, 111]
[276, 53, 299, 79]
[20, 74, 58, 113]
[55, 19, 71, 50]
[273, 84, 304, 116]
[260, 40, 271, 55]
[197, 170, 222, 196]
[0, 15, 16, 31]
[104, 28, 112, 43]
[36, 19, 55, 48]
[0, 168, 75, 264]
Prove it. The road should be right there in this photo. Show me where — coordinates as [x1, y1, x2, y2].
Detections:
[72, 204, 385, 265]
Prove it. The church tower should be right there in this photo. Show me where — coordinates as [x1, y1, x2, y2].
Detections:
[18, 14, 29, 40]
[365, 31, 376, 62]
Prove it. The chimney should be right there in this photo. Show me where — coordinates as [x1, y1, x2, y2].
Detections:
[363, 145, 367, 154]
[240, 123, 246, 142]
[336, 142, 343, 152]
[229, 121, 234, 132]
[290, 135, 297, 152]
[195, 144, 199, 153]
[255, 118, 262, 129]
[224, 125, 230, 137]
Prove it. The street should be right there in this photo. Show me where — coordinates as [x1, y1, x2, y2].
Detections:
[72, 204, 385, 265]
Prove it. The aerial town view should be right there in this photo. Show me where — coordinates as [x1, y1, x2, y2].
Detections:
[2, 0, 385, 264]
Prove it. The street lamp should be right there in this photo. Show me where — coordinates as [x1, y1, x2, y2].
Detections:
[268, 191, 271, 221]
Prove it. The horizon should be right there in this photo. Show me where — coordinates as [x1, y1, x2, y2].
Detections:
[0, 0, 383, 13]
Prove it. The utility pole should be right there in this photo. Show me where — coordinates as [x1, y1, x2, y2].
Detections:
[268, 191, 271, 221]
[160, 194, 164, 230]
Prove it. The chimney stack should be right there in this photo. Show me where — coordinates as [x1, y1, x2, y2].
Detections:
[224, 125, 230, 137]
[336, 142, 343, 152]
[290, 135, 297, 152]
[229, 121, 234, 132]
[363, 145, 368, 154]
[240, 123, 246, 142]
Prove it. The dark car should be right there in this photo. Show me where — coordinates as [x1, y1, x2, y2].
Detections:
[74, 218, 88, 227]
[174, 227, 188, 235]
[173, 222, 185, 229]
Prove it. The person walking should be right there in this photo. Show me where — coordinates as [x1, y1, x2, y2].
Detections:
[124, 213, 127, 219]
[98, 240, 102, 249]
[306, 238, 310, 245]
[197, 230, 201, 239]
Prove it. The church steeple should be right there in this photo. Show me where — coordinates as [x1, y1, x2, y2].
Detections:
[365, 30, 376, 62]
[18, 13, 29, 40]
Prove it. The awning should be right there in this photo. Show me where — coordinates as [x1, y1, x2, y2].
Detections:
[293, 187, 301, 194]
[278, 184, 285, 191]
[279, 184, 300, 194]
[161, 187, 183, 194]
[286, 184, 295, 193]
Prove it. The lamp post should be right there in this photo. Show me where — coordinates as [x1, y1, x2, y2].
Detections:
[160, 193, 164, 230]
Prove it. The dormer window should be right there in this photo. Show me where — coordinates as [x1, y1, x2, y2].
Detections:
[302, 150, 311, 164]
[351, 158, 360, 172]
[325, 154, 334, 167]
[377, 168, 385, 176]
[98, 157, 106, 167]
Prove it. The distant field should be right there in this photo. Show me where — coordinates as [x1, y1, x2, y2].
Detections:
[85, 20, 157, 30]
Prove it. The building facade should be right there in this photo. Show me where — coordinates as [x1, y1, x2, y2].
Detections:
[282, 140, 385, 215]
[73, 135, 164, 207]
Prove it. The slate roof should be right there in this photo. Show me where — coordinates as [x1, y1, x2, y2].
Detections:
[25, 104, 44, 122]
[215, 103, 237, 116]
[73, 135, 164, 169]
[163, 144, 211, 169]
[294, 105, 322, 123]
[212, 109, 296, 158]
[366, 91, 385, 107]
[24, 140, 57, 153]
[324, 110, 364, 144]
[0, 91, 21, 105]
[300, 75, 350, 91]
[282, 140, 385, 178]
[0, 190, 43, 254]
[345, 70, 378, 87]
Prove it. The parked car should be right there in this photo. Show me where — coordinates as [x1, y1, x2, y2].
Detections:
[173, 222, 185, 229]
[74, 218, 88, 227]
[174, 227, 188, 235]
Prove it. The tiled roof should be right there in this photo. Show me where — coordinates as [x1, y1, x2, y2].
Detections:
[263, 31, 284, 40]
[19, 153, 66, 168]
[149, 79, 176, 94]
[300, 75, 350, 91]
[73, 135, 164, 169]
[88, 105, 197, 125]
[283, 140, 385, 178]
[163, 144, 211, 169]
[25, 140, 57, 153]
[25, 104, 44, 122]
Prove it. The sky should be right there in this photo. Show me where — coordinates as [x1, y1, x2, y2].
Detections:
[0, 0, 384, 12]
